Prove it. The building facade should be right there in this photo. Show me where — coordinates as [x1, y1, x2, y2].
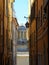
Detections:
[0, 0, 15, 65]
[0, 0, 4, 65]
[0, 0, 8, 65]
[7, 0, 15, 65]
[36, 0, 48, 65]
[29, 1, 36, 65]
[17, 26, 28, 52]
[12, 17, 19, 65]
[29, 0, 48, 65]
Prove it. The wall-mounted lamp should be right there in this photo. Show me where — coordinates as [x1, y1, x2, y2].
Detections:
[25, 22, 29, 28]
[43, 12, 47, 19]
[24, 16, 30, 28]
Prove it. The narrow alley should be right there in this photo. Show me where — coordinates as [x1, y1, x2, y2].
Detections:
[0, 0, 48, 65]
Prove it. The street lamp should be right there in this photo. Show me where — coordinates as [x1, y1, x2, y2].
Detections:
[24, 16, 29, 19]
[24, 16, 30, 19]
[24, 16, 30, 28]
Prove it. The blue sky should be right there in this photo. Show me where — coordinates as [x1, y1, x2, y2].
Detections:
[13, 0, 28, 26]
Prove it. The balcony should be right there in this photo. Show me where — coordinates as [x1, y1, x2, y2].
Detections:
[43, 0, 48, 7]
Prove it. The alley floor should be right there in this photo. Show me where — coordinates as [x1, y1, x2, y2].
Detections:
[16, 52, 29, 65]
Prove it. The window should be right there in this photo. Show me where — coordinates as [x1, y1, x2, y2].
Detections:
[34, 31, 36, 45]
[21, 31, 23, 39]
[37, 11, 40, 30]
[5, 0, 8, 16]
[41, 6, 43, 24]
[18, 31, 20, 39]
[24, 31, 26, 39]
[1, 21, 3, 35]
[31, 31, 36, 47]
[43, 5, 48, 20]
[37, 9, 42, 30]
[31, 33, 33, 46]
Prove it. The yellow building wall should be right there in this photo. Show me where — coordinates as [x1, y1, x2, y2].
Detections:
[8, 0, 13, 39]
[31, 19, 36, 34]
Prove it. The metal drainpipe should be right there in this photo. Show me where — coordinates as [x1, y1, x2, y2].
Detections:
[29, 18, 31, 65]
[29, 0, 31, 64]
[3, 0, 5, 65]
[36, 0, 38, 65]
[36, 17, 38, 65]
